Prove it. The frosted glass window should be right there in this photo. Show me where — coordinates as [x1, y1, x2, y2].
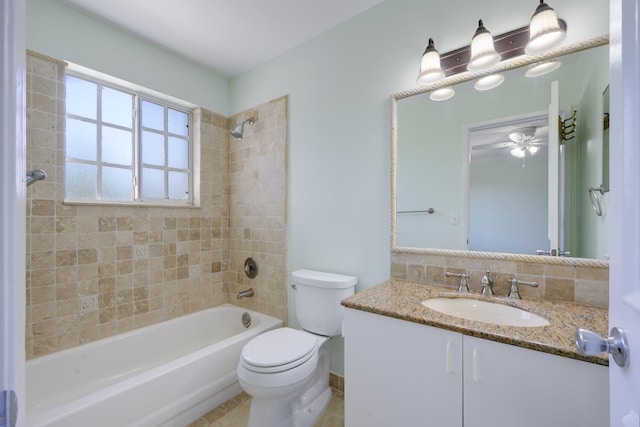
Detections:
[66, 118, 97, 161]
[168, 108, 189, 136]
[102, 167, 133, 200]
[168, 137, 189, 169]
[66, 163, 97, 199]
[142, 100, 164, 131]
[142, 131, 165, 166]
[102, 87, 133, 127]
[64, 73, 192, 205]
[66, 76, 97, 119]
[142, 168, 165, 199]
[168, 172, 189, 200]
[102, 127, 133, 166]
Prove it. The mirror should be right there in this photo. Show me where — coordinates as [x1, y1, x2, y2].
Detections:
[392, 36, 610, 264]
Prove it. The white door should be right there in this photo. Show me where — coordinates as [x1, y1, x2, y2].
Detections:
[608, 0, 640, 424]
[0, 0, 27, 426]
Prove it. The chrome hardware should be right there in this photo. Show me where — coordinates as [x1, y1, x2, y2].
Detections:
[26, 168, 47, 187]
[0, 390, 18, 427]
[290, 284, 297, 290]
[507, 278, 538, 299]
[244, 257, 258, 279]
[536, 249, 571, 257]
[588, 185, 608, 217]
[241, 312, 252, 328]
[575, 327, 630, 368]
[480, 270, 493, 296]
[445, 272, 470, 293]
[237, 288, 254, 299]
[397, 208, 435, 214]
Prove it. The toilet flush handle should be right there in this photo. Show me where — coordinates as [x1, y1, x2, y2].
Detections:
[291, 284, 297, 290]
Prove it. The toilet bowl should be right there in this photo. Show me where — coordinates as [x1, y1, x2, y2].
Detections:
[237, 269, 357, 427]
[238, 328, 331, 427]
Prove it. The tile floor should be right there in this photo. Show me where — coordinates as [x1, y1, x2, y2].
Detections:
[187, 389, 344, 427]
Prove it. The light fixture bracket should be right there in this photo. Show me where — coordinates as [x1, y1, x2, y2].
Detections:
[437, 20, 565, 77]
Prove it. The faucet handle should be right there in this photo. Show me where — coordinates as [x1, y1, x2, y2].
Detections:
[445, 271, 470, 293]
[507, 278, 538, 299]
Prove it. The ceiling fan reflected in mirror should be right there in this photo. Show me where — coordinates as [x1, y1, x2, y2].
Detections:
[470, 123, 548, 167]
[507, 126, 544, 159]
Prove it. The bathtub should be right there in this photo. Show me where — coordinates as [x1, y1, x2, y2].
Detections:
[26, 304, 282, 427]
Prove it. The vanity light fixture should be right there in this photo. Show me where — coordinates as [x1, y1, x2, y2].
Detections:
[415, 2, 566, 101]
[429, 87, 455, 102]
[467, 20, 501, 72]
[474, 73, 505, 91]
[525, 1, 567, 54]
[417, 38, 445, 86]
[525, 59, 562, 77]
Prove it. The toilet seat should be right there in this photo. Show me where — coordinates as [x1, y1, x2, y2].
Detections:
[240, 327, 318, 373]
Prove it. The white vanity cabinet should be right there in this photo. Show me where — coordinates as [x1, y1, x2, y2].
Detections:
[462, 335, 609, 427]
[344, 308, 609, 427]
[344, 308, 463, 427]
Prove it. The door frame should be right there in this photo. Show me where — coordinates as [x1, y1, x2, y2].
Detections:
[0, 0, 27, 425]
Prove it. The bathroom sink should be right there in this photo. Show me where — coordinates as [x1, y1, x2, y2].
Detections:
[421, 297, 549, 327]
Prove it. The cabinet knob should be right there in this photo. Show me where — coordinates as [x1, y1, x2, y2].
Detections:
[575, 327, 630, 368]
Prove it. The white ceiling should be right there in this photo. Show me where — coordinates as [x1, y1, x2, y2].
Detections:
[58, 0, 384, 78]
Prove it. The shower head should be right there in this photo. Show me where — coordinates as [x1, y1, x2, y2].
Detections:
[230, 117, 255, 139]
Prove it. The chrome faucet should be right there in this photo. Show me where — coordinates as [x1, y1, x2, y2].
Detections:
[480, 270, 493, 296]
[507, 279, 538, 299]
[445, 272, 470, 293]
[237, 288, 254, 299]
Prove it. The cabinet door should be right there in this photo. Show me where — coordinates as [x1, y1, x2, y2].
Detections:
[463, 335, 609, 427]
[344, 309, 463, 427]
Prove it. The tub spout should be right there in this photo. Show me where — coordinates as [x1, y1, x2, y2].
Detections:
[237, 288, 254, 299]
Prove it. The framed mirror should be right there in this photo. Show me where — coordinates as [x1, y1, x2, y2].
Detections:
[391, 35, 609, 267]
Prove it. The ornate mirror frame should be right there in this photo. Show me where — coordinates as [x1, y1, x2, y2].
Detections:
[391, 34, 610, 268]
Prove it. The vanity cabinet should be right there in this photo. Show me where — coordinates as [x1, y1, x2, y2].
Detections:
[344, 307, 463, 427]
[344, 308, 609, 427]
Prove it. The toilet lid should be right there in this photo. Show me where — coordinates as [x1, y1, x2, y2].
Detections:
[241, 328, 317, 372]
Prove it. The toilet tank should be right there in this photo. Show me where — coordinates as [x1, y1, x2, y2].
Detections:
[292, 269, 357, 336]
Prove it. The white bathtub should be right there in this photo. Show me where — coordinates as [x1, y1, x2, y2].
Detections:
[26, 304, 282, 427]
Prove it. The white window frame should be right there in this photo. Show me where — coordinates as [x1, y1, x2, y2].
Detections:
[64, 67, 197, 207]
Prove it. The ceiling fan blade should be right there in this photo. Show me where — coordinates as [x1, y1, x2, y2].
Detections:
[471, 141, 513, 150]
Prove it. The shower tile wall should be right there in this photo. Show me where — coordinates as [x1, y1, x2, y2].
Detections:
[25, 51, 287, 358]
[228, 98, 288, 321]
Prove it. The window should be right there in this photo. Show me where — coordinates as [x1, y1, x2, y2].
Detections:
[64, 74, 192, 205]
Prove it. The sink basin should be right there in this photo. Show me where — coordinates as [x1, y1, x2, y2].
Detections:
[422, 297, 549, 327]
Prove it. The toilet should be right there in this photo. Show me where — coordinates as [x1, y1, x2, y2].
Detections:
[237, 269, 357, 427]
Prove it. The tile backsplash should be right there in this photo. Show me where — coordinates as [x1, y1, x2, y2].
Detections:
[25, 51, 287, 358]
[391, 250, 608, 307]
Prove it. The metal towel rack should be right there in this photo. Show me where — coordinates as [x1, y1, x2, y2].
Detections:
[397, 208, 435, 214]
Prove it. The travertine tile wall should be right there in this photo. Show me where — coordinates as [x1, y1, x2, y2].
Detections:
[25, 51, 288, 358]
[227, 98, 288, 321]
[391, 251, 609, 307]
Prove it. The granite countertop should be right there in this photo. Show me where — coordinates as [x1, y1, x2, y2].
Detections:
[341, 279, 609, 366]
